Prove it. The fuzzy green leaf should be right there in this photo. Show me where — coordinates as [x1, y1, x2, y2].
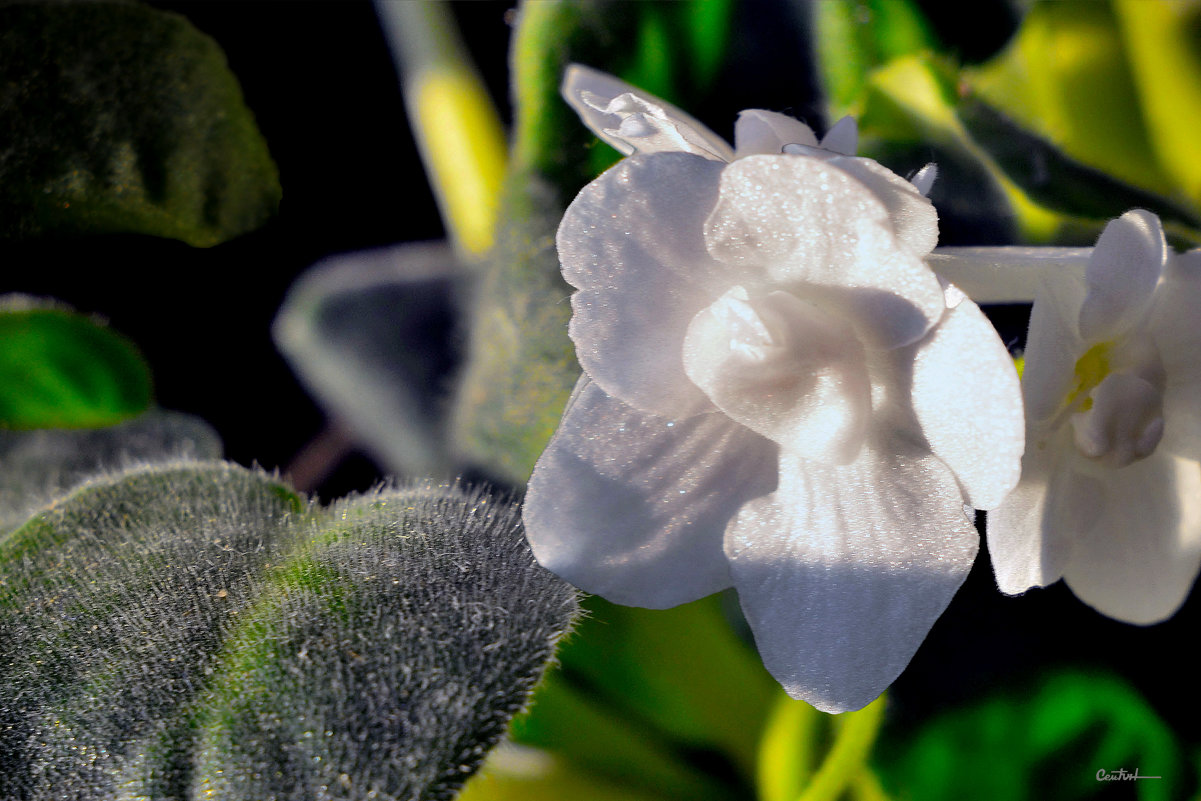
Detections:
[0, 2, 280, 246]
[0, 465, 578, 799]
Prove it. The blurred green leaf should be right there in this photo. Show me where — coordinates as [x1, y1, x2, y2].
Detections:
[509, 671, 733, 801]
[964, 0, 1170, 197]
[557, 595, 777, 779]
[812, 0, 939, 122]
[1113, 0, 1201, 210]
[0, 409, 220, 533]
[453, 0, 734, 483]
[0, 297, 152, 430]
[0, 2, 279, 246]
[875, 671, 1186, 801]
[847, 52, 1201, 245]
[458, 743, 664, 801]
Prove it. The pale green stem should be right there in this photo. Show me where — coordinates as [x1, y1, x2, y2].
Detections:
[794, 695, 887, 801]
[374, 0, 507, 257]
[928, 246, 1092, 304]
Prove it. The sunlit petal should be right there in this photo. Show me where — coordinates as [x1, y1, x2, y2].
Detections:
[561, 63, 734, 161]
[726, 438, 978, 713]
[704, 155, 945, 348]
[734, 109, 818, 157]
[525, 379, 777, 608]
[1079, 209, 1166, 342]
[911, 286, 1024, 509]
[558, 152, 728, 417]
[826, 155, 939, 256]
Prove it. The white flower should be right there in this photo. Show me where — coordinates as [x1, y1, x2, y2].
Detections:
[523, 66, 1024, 713]
[988, 209, 1201, 624]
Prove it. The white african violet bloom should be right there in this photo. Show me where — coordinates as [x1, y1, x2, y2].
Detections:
[987, 210, 1201, 624]
[523, 65, 1024, 713]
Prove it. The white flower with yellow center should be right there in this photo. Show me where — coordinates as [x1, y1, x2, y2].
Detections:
[523, 66, 1024, 713]
[987, 209, 1201, 623]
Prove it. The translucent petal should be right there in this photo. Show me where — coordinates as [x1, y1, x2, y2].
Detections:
[986, 430, 1101, 594]
[1151, 249, 1201, 460]
[734, 109, 818, 158]
[1079, 209, 1166, 342]
[1021, 269, 1087, 424]
[561, 64, 734, 161]
[927, 247, 1091, 304]
[558, 152, 729, 417]
[725, 436, 977, 713]
[911, 288, 1024, 509]
[524, 378, 778, 609]
[1062, 450, 1201, 624]
[819, 116, 858, 156]
[703, 155, 945, 348]
[682, 288, 871, 463]
[826, 156, 939, 257]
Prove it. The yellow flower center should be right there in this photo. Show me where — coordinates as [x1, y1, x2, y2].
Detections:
[1066, 341, 1114, 414]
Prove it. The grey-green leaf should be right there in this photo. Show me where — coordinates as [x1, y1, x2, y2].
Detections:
[0, 2, 280, 246]
[0, 464, 579, 799]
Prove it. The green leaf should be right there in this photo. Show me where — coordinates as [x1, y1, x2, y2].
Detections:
[812, 0, 940, 122]
[0, 2, 280, 246]
[852, 53, 1201, 245]
[1113, 0, 1201, 210]
[0, 297, 152, 430]
[509, 671, 734, 801]
[875, 671, 1185, 801]
[458, 743, 664, 801]
[0, 465, 579, 798]
[556, 595, 777, 779]
[964, 0, 1171, 197]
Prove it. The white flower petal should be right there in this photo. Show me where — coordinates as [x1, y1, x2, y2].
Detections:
[524, 378, 778, 609]
[1151, 249, 1201, 460]
[826, 155, 939, 257]
[927, 247, 1091, 304]
[734, 109, 818, 158]
[725, 438, 978, 713]
[1062, 450, 1201, 624]
[1021, 269, 1087, 424]
[911, 288, 1024, 509]
[986, 432, 1102, 594]
[558, 152, 729, 417]
[909, 163, 937, 197]
[703, 155, 945, 348]
[561, 64, 735, 161]
[682, 288, 872, 463]
[1079, 209, 1166, 342]
[819, 116, 858, 156]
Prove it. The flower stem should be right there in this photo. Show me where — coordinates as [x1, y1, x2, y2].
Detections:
[374, 0, 507, 257]
[794, 695, 887, 801]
